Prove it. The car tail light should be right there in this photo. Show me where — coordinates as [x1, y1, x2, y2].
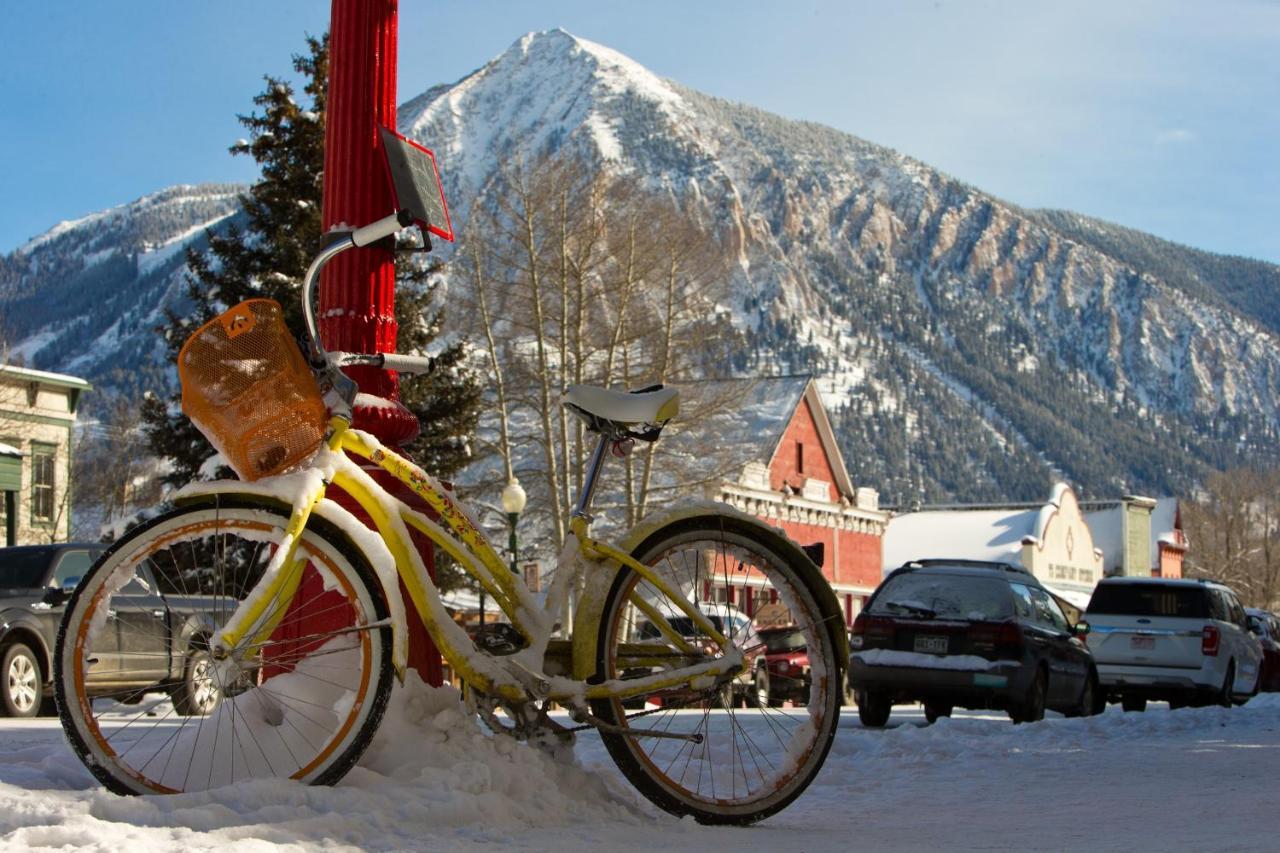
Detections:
[969, 622, 1024, 657]
[1202, 624, 1220, 656]
[851, 613, 894, 649]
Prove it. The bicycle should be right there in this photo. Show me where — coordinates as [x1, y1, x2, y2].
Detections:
[54, 127, 847, 825]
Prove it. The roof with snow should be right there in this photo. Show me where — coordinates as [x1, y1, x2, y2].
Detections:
[882, 507, 1040, 571]
[648, 375, 813, 499]
[0, 363, 91, 391]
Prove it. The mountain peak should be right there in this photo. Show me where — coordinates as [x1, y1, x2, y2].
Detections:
[399, 29, 692, 199]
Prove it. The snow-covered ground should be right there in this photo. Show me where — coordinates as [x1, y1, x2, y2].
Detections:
[2, 680, 1278, 851]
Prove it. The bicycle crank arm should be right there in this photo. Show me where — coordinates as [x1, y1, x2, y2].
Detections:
[574, 711, 704, 743]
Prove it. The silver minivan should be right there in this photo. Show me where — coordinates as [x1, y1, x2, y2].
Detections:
[1084, 577, 1262, 711]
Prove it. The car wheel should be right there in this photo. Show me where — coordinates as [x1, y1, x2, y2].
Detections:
[171, 647, 221, 717]
[1233, 665, 1259, 706]
[856, 688, 891, 728]
[1218, 662, 1235, 709]
[923, 701, 952, 724]
[756, 669, 782, 708]
[1010, 668, 1046, 724]
[1120, 696, 1147, 713]
[1, 643, 43, 718]
[1066, 671, 1100, 718]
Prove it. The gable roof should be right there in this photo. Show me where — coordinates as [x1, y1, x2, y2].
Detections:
[645, 375, 817, 499]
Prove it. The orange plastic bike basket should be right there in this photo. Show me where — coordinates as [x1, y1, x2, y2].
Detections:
[178, 299, 326, 481]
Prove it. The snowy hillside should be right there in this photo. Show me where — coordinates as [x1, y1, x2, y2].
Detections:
[0, 184, 243, 394]
[5, 29, 1280, 501]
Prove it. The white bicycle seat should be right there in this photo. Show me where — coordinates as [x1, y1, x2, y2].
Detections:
[562, 384, 679, 426]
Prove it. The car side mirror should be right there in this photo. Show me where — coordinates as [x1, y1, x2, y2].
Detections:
[61, 575, 81, 591]
[42, 587, 69, 607]
[1073, 621, 1091, 637]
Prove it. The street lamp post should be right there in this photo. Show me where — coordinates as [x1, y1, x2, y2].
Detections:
[478, 478, 525, 631]
[501, 477, 527, 579]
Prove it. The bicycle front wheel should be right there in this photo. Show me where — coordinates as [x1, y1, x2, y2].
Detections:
[591, 514, 842, 825]
[55, 499, 393, 795]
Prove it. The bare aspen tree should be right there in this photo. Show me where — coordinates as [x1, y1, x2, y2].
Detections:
[1183, 467, 1280, 608]
[454, 151, 744, 546]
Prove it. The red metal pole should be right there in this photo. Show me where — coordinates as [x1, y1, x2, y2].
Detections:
[320, 0, 441, 684]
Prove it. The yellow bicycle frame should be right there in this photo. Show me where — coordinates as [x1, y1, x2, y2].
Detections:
[214, 419, 738, 705]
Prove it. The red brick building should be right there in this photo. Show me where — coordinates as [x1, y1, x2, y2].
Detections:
[704, 376, 888, 627]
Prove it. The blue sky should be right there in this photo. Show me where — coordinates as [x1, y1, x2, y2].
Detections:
[1, 1, 1277, 262]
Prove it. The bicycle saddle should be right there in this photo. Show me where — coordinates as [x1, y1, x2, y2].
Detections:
[562, 384, 679, 428]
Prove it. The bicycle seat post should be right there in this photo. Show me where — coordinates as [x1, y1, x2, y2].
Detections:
[571, 428, 613, 523]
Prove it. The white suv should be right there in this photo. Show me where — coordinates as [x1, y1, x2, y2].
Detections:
[1083, 578, 1262, 711]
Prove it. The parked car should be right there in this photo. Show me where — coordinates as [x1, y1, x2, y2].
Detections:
[1084, 577, 1262, 710]
[0, 544, 104, 716]
[1245, 608, 1280, 692]
[0, 543, 228, 718]
[626, 604, 759, 707]
[753, 626, 810, 707]
[848, 560, 1100, 726]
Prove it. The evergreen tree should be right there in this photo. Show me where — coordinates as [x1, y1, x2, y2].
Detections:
[142, 34, 480, 485]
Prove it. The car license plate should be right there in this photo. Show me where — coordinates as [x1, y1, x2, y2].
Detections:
[914, 635, 948, 654]
[1130, 636, 1155, 650]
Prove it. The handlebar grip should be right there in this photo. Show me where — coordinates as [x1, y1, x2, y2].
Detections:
[350, 210, 413, 248]
[380, 353, 437, 375]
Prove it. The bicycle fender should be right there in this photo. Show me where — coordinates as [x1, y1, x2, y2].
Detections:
[173, 484, 410, 675]
[610, 500, 850, 669]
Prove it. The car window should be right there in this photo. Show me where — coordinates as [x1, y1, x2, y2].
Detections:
[1225, 594, 1248, 630]
[1206, 590, 1228, 622]
[1087, 584, 1208, 618]
[870, 573, 1013, 620]
[0, 549, 56, 588]
[1025, 587, 1068, 631]
[1009, 583, 1037, 622]
[52, 550, 93, 589]
[761, 629, 806, 653]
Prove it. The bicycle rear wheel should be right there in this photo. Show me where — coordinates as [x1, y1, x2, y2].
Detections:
[591, 514, 842, 825]
[55, 499, 393, 795]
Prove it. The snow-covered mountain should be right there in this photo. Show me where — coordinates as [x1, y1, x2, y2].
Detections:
[4, 29, 1279, 502]
[0, 184, 243, 393]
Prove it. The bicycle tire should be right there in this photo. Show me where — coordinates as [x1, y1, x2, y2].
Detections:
[590, 514, 841, 825]
[55, 498, 394, 795]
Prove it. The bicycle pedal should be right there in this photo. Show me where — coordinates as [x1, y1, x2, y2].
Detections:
[473, 622, 527, 656]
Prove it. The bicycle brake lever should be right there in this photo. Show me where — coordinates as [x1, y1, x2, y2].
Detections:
[315, 361, 358, 420]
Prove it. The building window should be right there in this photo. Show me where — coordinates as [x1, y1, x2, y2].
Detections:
[796, 441, 805, 474]
[31, 444, 56, 523]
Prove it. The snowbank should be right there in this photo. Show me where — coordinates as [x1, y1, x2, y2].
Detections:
[2, 688, 1279, 850]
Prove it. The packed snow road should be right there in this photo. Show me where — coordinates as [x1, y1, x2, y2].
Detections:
[1, 679, 1277, 852]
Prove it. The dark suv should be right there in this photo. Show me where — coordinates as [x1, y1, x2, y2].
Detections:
[0, 543, 226, 718]
[848, 560, 1101, 726]
[0, 544, 104, 716]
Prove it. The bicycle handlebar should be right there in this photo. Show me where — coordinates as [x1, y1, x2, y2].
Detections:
[330, 351, 437, 375]
[297, 213, 438, 423]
